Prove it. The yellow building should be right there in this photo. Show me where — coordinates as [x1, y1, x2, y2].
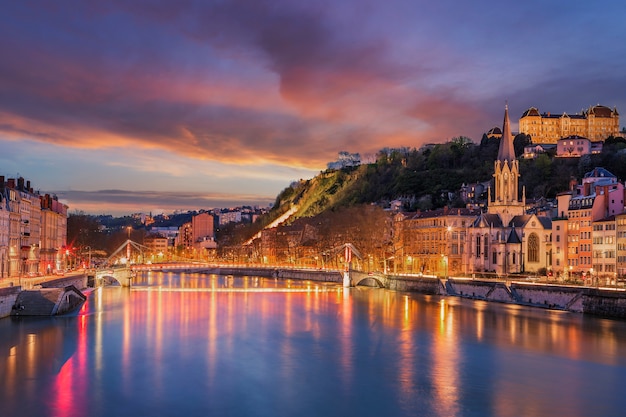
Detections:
[400, 207, 476, 276]
[519, 105, 619, 143]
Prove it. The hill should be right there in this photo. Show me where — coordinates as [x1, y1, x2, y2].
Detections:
[224, 135, 626, 248]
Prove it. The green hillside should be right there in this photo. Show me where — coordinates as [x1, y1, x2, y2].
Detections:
[222, 135, 626, 247]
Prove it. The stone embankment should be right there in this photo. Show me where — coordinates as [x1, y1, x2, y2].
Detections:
[212, 267, 626, 319]
[0, 287, 21, 318]
[0, 274, 89, 319]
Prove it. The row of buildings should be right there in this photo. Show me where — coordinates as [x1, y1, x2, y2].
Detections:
[143, 206, 269, 259]
[0, 177, 68, 279]
[521, 135, 605, 159]
[395, 106, 625, 282]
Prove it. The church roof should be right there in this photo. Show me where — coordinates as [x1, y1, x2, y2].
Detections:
[583, 167, 616, 179]
[537, 217, 552, 229]
[497, 104, 516, 163]
[473, 213, 503, 228]
[506, 228, 522, 244]
[509, 215, 531, 228]
[508, 214, 552, 230]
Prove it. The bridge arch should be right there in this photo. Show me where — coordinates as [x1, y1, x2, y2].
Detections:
[95, 268, 133, 287]
[352, 272, 387, 288]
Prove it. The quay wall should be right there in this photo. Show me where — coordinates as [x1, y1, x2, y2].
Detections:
[206, 268, 626, 318]
[387, 276, 442, 294]
[0, 275, 88, 319]
[0, 287, 21, 319]
[583, 289, 626, 318]
[40, 275, 88, 290]
[511, 283, 585, 312]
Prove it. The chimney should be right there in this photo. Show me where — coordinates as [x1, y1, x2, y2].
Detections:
[17, 177, 24, 190]
[7, 178, 15, 188]
[26, 180, 30, 190]
[583, 182, 591, 196]
[0, 176, 4, 190]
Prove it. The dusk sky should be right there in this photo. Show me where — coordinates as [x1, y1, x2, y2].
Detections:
[1, 1, 625, 216]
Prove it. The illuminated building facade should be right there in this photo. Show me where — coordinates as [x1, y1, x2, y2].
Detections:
[519, 104, 619, 143]
[0, 177, 66, 278]
[553, 168, 625, 279]
[468, 105, 552, 275]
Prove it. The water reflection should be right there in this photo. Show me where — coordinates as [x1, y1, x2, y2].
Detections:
[1, 273, 626, 417]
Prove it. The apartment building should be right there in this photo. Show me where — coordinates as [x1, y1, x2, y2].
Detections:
[0, 177, 67, 279]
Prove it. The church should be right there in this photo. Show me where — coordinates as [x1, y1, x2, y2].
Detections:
[467, 106, 552, 275]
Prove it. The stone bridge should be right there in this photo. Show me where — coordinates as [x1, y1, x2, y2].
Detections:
[95, 267, 134, 287]
[350, 271, 388, 288]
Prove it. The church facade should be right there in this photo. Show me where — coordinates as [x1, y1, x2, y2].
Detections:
[466, 106, 553, 275]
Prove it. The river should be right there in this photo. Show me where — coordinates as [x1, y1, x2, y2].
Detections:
[1, 271, 626, 417]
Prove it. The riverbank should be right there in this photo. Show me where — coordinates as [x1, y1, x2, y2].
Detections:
[4, 266, 626, 320]
[0, 273, 89, 319]
[210, 267, 626, 320]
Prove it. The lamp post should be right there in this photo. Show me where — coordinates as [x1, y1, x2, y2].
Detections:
[85, 246, 91, 270]
[447, 225, 452, 277]
[126, 226, 131, 265]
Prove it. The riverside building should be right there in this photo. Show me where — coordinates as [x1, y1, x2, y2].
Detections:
[396, 105, 553, 277]
[0, 177, 67, 279]
[466, 105, 552, 276]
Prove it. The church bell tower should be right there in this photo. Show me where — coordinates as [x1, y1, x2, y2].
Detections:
[488, 104, 525, 225]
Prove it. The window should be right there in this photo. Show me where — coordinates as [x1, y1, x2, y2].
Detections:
[484, 236, 488, 260]
[528, 233, 539, 263]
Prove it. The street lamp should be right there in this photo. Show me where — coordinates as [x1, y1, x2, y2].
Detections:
[85, 246, 92, 270]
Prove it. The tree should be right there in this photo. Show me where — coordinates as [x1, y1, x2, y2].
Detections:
[513, 133, 531, 157]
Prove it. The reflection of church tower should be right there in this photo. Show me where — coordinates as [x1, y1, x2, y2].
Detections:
[488, 104, 525, 225]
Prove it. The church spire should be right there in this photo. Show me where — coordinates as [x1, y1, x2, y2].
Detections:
[497, 103, 516, 163]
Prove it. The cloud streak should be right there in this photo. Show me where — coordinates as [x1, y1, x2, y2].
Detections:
[1, 0, 625, 214]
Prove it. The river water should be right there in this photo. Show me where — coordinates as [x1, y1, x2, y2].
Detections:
[1, 272, 626, 417]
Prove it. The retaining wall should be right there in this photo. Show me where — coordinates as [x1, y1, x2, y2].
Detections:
[0, 286, 21, 319]
[583, 289, 626, 318]
[387, 276, 442, 294]
[40, 275, 88, 290]
[511, 283, 585, 312]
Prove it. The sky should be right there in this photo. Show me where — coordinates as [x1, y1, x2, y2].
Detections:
[1, 0, 625, 216]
